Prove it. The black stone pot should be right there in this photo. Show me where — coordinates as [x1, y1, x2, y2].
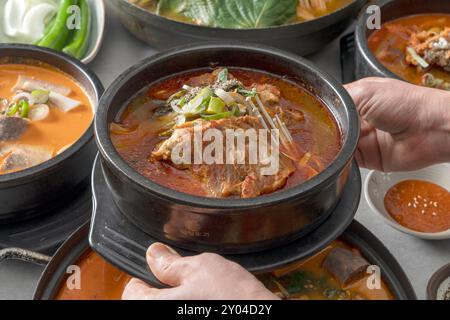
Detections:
[0, 44, 103, 223]
[109, 0, 367, 56]
[355, 0, 450, 80]
[95, 43, 360, 254]
[29, 221, 417, 300]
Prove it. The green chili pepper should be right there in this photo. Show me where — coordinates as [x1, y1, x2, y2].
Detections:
[7, 103, 19, 116]
[34, 15, 57, 45]
[37, 0, 78, 50]
[19, 100, 30, 118]
[62, 0, 91, 59]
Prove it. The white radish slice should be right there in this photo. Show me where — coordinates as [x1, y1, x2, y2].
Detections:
[14, 76, 72, 96]
[49, 92, 82, 112]
[13, 92, 35, 105]
[29, 104, 50, 121]
[3, 0, 27, 37]
[21, 3, 57, 42]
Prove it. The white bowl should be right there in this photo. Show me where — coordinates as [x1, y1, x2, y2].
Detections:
[364, 164, 450, 240]
[82, 0, 105, 64]
[0, 0, 105, 64]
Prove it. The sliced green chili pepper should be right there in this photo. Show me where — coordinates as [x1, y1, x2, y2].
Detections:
[7, 103, 19, 116]
[62, 0, 91, 59]
[38, 0, 78, 50]
[19, 100, 30, 118]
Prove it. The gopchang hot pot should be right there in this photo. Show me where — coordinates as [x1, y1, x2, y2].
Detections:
[95, 43, 359, 253]
[355, 0, 450, 88]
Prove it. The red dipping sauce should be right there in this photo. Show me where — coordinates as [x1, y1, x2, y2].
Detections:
[384, 180, 450, 233]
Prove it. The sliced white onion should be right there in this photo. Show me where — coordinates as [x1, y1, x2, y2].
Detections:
[3, 0, 27, 37]
[406, 47, 430, 69]
[28, 104, 50, 121]
[184, 95, 203, 113]
[170, 101, 184, 114]
[49, 92, 82, 112]
[13, 92, 35, 105]
[214, 89, 235, 106]
[21, 3, 57, 42]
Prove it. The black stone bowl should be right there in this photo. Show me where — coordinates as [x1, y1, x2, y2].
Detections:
[427, 263, 450, 300]
[95, 43, 360, 254]
[355, 0, 450, 80]
[33, 221, 417, 300]
[0, 44, 103, 223]
[109, 0, 367, 56]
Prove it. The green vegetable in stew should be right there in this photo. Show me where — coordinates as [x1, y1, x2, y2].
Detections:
[32, 90, 50, 104]
[6, 103, 19, 117]
[206, 97, 225, 114]
[201, 106, 238, 120]
[19, 100, 30, 118]
[217, 68, 228, 82]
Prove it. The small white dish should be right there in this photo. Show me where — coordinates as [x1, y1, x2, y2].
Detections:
[364, 163, 450, 240]
[82, 0, 105, 64]
[0, 0, 105, 64]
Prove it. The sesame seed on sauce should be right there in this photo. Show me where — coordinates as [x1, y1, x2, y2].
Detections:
[384, 180, 450, 233]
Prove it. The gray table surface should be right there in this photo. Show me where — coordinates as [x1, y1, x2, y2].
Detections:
[1, 3, 449, 300]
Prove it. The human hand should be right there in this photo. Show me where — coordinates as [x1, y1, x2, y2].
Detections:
[122, 243, 278, 300]
[345, 77, 450, 172]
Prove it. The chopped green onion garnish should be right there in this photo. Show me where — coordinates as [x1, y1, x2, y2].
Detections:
[238, 88, 257, 97]
[197, 87, 214, 99]
[201, 106, 237, 121]
[31, 90, 50, 104]
[6, 103, 19, 116]
[206, 97, 225, 114]
[19, 100, 30, 118]
[217, 68, 228, 82]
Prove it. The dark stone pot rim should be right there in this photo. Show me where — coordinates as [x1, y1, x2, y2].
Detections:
[427, 263, 450, 300]
[0, 44, 104, 187]
[32, 220, 417, 300]
[355, 0, 402, 80]
[95, 42, 360, 210]
[117, 0, 367, 35]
